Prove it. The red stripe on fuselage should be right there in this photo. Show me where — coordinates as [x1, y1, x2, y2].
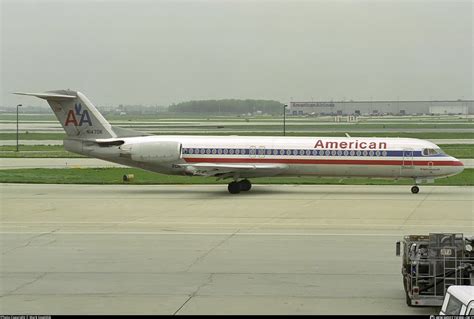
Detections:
[182, 157, 463, 166]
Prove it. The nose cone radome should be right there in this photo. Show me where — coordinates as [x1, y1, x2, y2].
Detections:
[452, 157, 464, 175]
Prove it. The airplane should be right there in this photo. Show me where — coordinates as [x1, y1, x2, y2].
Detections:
[14, 90, 464, 194]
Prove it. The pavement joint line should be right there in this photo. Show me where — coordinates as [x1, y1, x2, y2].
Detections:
[1, 228, 60, 255]
[173, 273, 214, 315]
[1, 272, 47, 297]
[185, 230, 241, 272]
[398, 188, 431, 230]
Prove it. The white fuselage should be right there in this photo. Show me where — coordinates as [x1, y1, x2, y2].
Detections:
[68, 135, 464, 181]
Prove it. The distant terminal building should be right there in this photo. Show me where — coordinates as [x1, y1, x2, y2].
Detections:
[288, 100, 473, 116]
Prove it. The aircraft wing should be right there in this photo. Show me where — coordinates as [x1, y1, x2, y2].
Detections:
[177, 162, 289, 178]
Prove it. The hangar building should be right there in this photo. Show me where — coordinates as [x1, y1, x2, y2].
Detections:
[288, 100, 474, 116]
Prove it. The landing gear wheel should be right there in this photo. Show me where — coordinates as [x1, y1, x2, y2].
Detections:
[239, 179, 252, 191]
[411, 185, 419, 194]
[228, 181, 241, 194]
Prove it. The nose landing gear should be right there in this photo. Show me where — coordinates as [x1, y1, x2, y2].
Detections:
[227, 179, 252, 194]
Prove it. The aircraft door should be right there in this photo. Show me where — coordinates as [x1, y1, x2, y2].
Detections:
[402, 149, 414, 168]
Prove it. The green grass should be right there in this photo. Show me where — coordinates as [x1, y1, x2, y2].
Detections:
[0, 168, 472, 186]
[439, 144, 474, 158]
[1, 130, 473, 140]
[0, 133, 66, 140]
[152, 131, 474, 139]
[0, 152, 83, 158]
[0, 145, 66, 151]
[0, 114, 56, 121]
[0, 145, 84, 158]
[1, 113, 471, 121]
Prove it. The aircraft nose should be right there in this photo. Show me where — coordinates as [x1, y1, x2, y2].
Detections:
[452, 157, 464, 174]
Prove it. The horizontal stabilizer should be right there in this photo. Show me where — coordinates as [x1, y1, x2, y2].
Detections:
[13, 92, 76, 100]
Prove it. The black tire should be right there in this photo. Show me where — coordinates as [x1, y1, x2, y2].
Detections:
[228, 181, 241, 194]
[239, 179, 252, 191]
[411, 186, 419, 194]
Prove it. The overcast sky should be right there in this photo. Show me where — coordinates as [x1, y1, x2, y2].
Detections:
[1, 0, 472, 107]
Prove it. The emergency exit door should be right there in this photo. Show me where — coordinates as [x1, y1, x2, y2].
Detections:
[402, 149, 414, 168]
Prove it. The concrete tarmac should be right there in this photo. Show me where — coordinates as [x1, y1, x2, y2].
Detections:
[0, 158, 126, 169]
[1, 183, 472, 315]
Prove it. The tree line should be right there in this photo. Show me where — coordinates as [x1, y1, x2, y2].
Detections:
[168, 99, 284, 115]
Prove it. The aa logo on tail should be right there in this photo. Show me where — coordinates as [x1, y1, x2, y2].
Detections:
[65, 103, 92, 126]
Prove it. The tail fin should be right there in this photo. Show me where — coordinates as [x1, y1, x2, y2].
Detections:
[14, 90, 116, 139]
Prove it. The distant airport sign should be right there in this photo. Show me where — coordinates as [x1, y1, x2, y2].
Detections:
[291, 102, 335, 108]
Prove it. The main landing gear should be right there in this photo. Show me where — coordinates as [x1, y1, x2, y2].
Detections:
[228, 179, 252, 194]
[411, 185, 420, 194]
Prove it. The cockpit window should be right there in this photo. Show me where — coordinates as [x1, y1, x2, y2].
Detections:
[422, 148, 444, 156]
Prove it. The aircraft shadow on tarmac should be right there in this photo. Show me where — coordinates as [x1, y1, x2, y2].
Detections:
[117, 185, 429, 198]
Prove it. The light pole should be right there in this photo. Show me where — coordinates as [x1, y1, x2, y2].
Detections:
[16, 104, 22, 152]
[283, 104, 288, 136]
